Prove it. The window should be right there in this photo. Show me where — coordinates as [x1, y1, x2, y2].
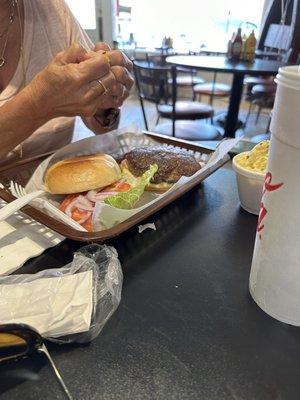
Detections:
[65, 0, 96, 30]
[117, 0, 264, 50]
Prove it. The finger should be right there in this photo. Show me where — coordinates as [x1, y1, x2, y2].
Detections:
[85, 71, 116, 102]
[78, 55, 111, 82]
[57, 43, 88, 65]
[104, 50, 133, 72]
[114, 89, 130, 107]
[94, 42, 111, 52]
[110, 66, 134, 89]
[109, 82, 125, 97]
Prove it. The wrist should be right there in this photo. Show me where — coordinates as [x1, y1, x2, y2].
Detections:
[23, 72, 54, 122]
[14, 85, 49, 127]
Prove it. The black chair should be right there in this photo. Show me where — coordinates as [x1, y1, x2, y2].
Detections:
[191, 52, 231, 106]
[192, 72, 231, 106]
[133, 61, 222, 140]
[146, 53, 205, 91]
[245, 83, 276, 129]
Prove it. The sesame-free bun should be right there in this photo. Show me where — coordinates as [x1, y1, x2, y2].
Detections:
[44, 154, 121, 194]
[145, 181, 173, 192]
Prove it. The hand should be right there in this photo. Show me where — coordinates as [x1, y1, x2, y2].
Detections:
[25, 43, 131, 119]
[85, 42, 134, 109]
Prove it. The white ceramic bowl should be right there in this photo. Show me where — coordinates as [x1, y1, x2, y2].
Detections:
[232, 153, 265, 215]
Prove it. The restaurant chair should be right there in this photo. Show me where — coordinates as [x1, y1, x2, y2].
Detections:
[244, 76, 275, 101]
[146, 53, 205, 95]
[192, 71, 231, 106]
[244, 47, 292, 100]
[133, 61, 222, 140]
[245, 83, 276, 127]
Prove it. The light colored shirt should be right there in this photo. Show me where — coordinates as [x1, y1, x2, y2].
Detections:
[0, 0, 93, 166]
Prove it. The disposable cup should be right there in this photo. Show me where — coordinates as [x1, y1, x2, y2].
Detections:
[249, 65, 300, 325]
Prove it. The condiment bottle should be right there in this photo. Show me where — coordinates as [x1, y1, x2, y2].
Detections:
[227, 32, 235, 60]
[244, 30, 257, 62]
[241, 33, 247, 60]
[231, 28, 243, 61]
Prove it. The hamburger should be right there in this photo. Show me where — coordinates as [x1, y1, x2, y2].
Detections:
[44, 154, 131, 231]
[44, 154, 122, 194]
[121, 146, 201, 192]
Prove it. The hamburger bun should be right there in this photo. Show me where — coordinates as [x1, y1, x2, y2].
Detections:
[145, 181, 173, 192]
[45, 154, 121, 194]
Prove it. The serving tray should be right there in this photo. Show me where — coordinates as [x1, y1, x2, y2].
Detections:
[0, 131, 228, 242]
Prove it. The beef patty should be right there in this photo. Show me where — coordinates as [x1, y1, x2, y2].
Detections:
[123, 146, 201, 184]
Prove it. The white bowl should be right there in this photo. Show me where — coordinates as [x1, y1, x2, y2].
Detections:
[232, 153, 265, 215]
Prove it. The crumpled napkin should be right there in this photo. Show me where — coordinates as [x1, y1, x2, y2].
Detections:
[0, 269, 93, 338]
[0, 200, 64, 276]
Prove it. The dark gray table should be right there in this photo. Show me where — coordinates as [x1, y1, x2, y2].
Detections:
[166, 55, 284, 138]
[1, 165, 300, 400]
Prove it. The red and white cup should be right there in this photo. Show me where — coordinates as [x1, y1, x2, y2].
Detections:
[249, 66, 300, 325]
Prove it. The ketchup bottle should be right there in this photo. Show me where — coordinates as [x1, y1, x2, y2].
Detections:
[231, 28, 242, 62]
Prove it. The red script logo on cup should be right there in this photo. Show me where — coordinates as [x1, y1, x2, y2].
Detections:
[257, 172, 283, 239]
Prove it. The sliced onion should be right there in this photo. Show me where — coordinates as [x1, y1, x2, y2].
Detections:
[94, 191, 119, 201]
[86, 190, 98, 202]
[76, 195, 95, 211]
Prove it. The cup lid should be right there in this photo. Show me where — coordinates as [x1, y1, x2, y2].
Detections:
[276, 65, 300, 90]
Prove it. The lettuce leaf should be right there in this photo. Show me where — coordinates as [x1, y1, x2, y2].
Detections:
[104, 164, 158, 209]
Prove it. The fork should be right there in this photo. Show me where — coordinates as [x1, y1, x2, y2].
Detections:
[0, 184, 45, 222]
[2, 181, 87, 232]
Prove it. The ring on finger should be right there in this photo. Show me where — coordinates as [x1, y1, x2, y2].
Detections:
[101, 51, 111, 66]
[97, 79, 108, 95]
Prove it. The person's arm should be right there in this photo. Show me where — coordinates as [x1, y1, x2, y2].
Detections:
[0, 44, 128, 160]
[0, 88, 48, 158]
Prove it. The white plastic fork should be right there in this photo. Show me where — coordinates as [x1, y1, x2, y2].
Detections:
[0, 185, 45, 222]
[6, 181, 87, 232]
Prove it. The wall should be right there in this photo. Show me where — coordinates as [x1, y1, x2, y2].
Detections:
[97, 0, 117, 46]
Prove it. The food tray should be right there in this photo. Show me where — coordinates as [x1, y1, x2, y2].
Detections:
[0, 131, 228, 242]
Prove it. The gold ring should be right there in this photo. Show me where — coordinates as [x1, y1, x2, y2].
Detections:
[101, 51, 111, 66]
[97, 79, 108, 95]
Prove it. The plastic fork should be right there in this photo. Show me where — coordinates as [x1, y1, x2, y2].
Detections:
[0, 185, 45, 222]
[6, 181, 87, 232]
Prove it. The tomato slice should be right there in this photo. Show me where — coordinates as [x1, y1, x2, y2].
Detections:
[59, 195, 77, 212]
[59, 194, 93, 232]
[82, 216, 93, 232]
[59, 180, 131, 232]
[104, 181, 131, 192]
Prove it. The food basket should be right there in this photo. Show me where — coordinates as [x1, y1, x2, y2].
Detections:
[0, 131, 233, 242]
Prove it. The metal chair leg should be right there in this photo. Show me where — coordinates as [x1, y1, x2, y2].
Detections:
[255, 103, 262, 125]
[266, 113, 272, 133]
[245, 101, 253, 127]
[210, 71, 217, 107]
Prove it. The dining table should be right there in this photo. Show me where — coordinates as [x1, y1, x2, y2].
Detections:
[166, 55, 284, 138]
[1, 163, 300, 400]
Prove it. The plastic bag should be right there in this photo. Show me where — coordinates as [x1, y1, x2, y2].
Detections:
[0, 244, 123, 344]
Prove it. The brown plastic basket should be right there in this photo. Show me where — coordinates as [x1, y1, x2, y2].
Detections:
[0, 131, 226, 242]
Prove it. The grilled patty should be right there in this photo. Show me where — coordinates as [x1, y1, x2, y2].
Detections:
[123, 146, 201, 184]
